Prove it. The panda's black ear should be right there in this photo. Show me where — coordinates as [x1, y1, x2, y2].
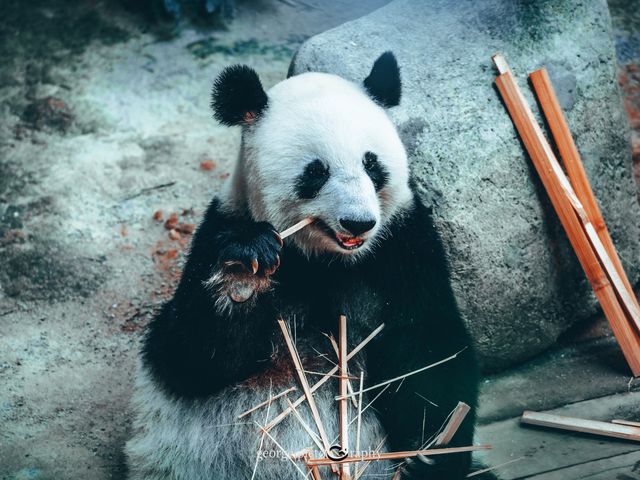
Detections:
[211, 65, 268, 126]
[363, 51, 401, 108]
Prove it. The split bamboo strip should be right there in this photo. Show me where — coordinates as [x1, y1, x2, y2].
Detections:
[353, 436, 387, 480]
[306, 445, 491, 466]
[435, 402, 470, 446]
[327, 334, 359, 408]
[238, 387, 297, 419]
[277, 319, 333, 455]
[529, 67, 640, 322]
[265, 323, 385, 432]
[280, 217, 315, 239]
[339, 315, 351, 480]
[253, 421, 310, 480]
[354, 372, 364, 479]
[285, 398, 325, 452]
[250, 382, 276, 480]
[521, 411, 640, 442]
[336, 348, 465, 401]
[303, 452, 322, 480]
[492, 56, 640, 375]
[612, 419, 640, 428]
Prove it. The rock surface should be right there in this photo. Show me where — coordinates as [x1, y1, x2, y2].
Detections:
[290, 0, 640, 370]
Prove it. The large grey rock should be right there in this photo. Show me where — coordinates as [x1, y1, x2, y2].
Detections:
[291, 0, 640, 370]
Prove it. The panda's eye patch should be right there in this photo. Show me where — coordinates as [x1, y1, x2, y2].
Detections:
[363, 152, 388, 191]
[295, 159, 330, 199]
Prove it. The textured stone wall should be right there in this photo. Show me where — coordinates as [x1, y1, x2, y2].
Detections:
[291, 0, 640, 370]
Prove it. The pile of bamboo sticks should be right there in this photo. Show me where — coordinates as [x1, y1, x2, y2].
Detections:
[493, 54, 640, 376]
[240, 315, 491, 479]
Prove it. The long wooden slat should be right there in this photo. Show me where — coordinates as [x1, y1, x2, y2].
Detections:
[521, 411, 640, 442]
[306, 445, 491, 466]
[494, 56, 640, 332]
[492, 57, 640, 375]
[530, 67, 640, 323]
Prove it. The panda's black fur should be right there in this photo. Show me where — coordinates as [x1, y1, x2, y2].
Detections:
[127, 52, 493, 480]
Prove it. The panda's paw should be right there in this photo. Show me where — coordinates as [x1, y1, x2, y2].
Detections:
[205, 222, 282, 312]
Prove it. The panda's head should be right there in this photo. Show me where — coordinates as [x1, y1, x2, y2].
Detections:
[211, 52, 412, 261]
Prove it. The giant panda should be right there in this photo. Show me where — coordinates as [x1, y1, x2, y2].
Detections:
[126, 52, 488, 480]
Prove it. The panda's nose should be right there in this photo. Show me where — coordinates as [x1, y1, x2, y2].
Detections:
[339, 218, 377, 236]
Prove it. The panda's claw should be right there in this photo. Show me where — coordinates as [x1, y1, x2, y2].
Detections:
[210, 221, 283, 310]
[273, 231, 284, 248]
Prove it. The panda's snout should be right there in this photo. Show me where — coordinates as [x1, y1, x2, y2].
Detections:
[339, 218, 377, 236]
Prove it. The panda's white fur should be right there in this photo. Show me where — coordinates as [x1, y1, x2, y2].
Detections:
[127, 355, 393, 480]
[225, 72, 412, 261]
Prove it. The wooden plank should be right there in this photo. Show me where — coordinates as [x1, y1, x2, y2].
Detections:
[521, 411, 640, 442]
[492, 55, 640, 375]
[476, 391, 640, 480]
[530, 67, 640, 329]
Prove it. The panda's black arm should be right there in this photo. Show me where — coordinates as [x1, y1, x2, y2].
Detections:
[366, 196, 480, 479]
[142, 198, 277, 398]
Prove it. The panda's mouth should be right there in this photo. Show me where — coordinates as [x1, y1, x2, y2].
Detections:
[334, 232, 366, 250]
[315, 220, 366, 251]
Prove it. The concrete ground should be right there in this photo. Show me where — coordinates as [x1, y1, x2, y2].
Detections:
[0, 1, 639, 479]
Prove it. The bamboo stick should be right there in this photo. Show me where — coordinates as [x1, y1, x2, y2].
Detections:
[492, 55, 640, 375]
[354, 372, 364, 479]
[265, 323, 385, 432]
[327, 334, 359, 408]
[277, 319, 333, 455]
[529, 67, 640, 324]
[303, 451, 322, 480]
[285, 397, 324, 452]
[339, 315, 351, 480]
[353, 435, 387, 480]
[280, 217, 315, 239]
[238, 387, 297, 419]
[521, 411, 640, 442]
[435, 402, 470, 446]
[336, 348, 465, 401]
[253, 421, 310, 480]
[306, 445, 491, 466]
